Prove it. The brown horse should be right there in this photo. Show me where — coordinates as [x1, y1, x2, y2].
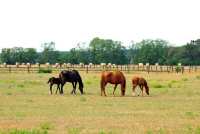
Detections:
[132, 76, 149, 96]
[100, 71, 126, 96]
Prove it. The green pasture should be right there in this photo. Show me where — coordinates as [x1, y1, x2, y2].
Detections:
[0, 72, 200, 134]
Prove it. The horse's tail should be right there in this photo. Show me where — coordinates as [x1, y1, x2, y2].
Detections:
[73, 70, 84, 92]
[122, 75, 126, 96]
[144, 80, 149, 95]
[100, 75, 104, 90]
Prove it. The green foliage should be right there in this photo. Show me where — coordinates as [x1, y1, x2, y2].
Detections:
[0, 47, 37, 64]
[146, 129, 154, 134]
[175, 66, 182, 73]
[89, 37, 128, 64]
[1, 38, 200, 65]
[132, 39, 169, 64]
[182, 78, 188, 81]
[40, 122, 54, 130]
[196, 75, 200, 80]
[168, 83, 172, 88]
[68, 128, 80, 134]
[152, 84, 164, 88]
[0, 129, 48, 134]
[38, 68, 52, 73]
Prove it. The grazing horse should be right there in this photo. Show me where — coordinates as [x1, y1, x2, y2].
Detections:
[59, 70, 84, 95]
[132, 76, 149, 96]
[100, 71, 126, 96]
[47, 77, 61, 94]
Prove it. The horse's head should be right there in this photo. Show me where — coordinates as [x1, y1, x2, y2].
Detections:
[78, 82, 84, 95]
[145, 85, 149, 95]
[47, 78, 51, 84]
[47, 77, 55, 84]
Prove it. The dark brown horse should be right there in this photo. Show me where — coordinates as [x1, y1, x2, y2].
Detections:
[47, 77, 61, 94]
[132, 76, 149, 96]
[100, 71, 126, 96]
[59, 70, 84, 95]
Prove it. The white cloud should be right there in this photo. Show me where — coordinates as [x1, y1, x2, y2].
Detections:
[0, 0, 199, 51]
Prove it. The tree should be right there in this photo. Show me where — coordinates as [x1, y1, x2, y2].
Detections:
[132, 39, 169, 64]
[38, 42, 60, 64]
[89, 37, 128, 64]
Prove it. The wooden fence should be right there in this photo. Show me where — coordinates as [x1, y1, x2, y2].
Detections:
[0, 64, 199, 73]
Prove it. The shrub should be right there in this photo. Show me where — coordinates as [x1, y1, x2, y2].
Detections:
[40, 122, 54, 130]
[182, 78, 188, 81]
[68, 128, 80, 134]
[168, 83, 172, 88]
[38, 68, 52, 73]
[0, 129, 48, 134]
[196, 75, 200, 80]
[152, 84, 164, 88]
[175, 65, 181, 73]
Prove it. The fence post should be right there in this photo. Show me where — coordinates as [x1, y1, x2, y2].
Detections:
[127, 65, 130, 73]
[86, 66, 88, 73]
[27, 66, 30, 73]
[38, 64, 40, 72]
[189, 66, 191, 73]
[181, 66, 184, 74]
[147, 65, 150, 74]
[9, 66, 11, 73]
[195, 66, 197, 72]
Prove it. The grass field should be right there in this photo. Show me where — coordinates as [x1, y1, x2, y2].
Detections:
[0, 71, 200, 134]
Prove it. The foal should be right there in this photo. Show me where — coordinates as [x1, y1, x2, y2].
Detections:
[132, 76, 149, 96]
[47, 77, 61, 94]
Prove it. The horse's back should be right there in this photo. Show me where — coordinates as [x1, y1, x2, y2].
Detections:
[101, 71, 125, 84]
[138, 77, 147, 85]
[132, 76, 140, 85]
[132, 76, 147, 85]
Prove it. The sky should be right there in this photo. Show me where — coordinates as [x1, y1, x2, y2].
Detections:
[0, 0, 199, 51]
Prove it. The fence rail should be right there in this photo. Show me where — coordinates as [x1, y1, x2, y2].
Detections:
[0, 64, 199, 73]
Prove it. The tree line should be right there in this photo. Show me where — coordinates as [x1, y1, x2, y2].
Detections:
[0, 38, 200, 65]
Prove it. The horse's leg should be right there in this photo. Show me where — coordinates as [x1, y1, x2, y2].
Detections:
[71, 82, 76, 95]
[50, 84, 53, 95]
[55, 84, 60, 94]
[101, 81, 107, 96]
[72, 82, 77, 95]
[120, 84, 125, 96]
[132, 85, 137, 96]
[113, 84, 118, 96]
[140, 85, 144, 96]
[58, 84, 61, 94]
[103, 82, 107, 96]
[74, 82, 77, 94]
[60, 83, 65, 94]
[100, 80, 104, 96]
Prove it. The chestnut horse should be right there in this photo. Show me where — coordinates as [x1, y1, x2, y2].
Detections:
[100, 71, 126, 96]
[132, 76, 149, 96]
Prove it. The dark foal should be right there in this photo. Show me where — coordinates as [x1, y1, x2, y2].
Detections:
[47, 77, 61, 94]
